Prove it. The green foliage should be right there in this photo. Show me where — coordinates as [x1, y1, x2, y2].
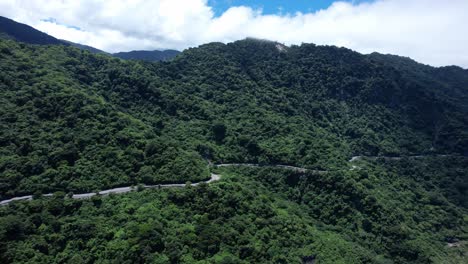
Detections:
[228, 162, 468, 263]
[2, 38, 467, 197]
[0, 38, 468, 263]
[0, 40, 206, 199]
[1, 163, 466, 263]
[0, 172, 371, 263]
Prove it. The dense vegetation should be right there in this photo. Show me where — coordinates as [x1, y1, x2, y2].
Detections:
[0, 162, 466, 263]
[0, 40, 208, 198]
[0, 37, 467, 263]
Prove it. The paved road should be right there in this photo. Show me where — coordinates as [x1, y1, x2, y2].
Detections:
[1, 154, 460, 206]
[1, 163, 323, 206]
[215, 163, 327, 174]
[348, 154, 454, 162]
[0, 173, 220, 206]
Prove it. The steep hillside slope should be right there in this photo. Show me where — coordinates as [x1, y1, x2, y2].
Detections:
[162, 39, 468, 158]
[0, 40, 208, 198]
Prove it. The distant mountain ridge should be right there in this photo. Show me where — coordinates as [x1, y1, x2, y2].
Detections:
[60, 39, 107, 54]
[0, 16, 64, 45]
[113, 49, 180, 62]
[0, 15, 179, 61]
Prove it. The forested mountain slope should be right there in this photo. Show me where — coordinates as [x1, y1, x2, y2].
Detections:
[0, 40, 208, 198]
[0, 38, 467, 263]
[1, 37, 467, 196]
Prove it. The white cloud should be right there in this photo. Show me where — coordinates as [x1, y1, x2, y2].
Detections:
[0, 0, 467, 67]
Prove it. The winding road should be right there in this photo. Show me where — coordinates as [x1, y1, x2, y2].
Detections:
[1, 163, 323, 206]
[215, 163, 327, 174]
[348, 154, 453, 162]
[0, 173, 220, 206]
[0, 154, 462, 206]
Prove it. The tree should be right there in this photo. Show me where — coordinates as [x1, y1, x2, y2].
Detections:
[212, 123, 227, 143]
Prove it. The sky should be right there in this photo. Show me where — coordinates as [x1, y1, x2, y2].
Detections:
[0, 0, 467, 68]
[208, 0, 370, 16]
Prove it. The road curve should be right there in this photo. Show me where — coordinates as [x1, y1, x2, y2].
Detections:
[1, 163, 322, 206]
[1, 154, 462, 206]
[0, 173, 220, 206]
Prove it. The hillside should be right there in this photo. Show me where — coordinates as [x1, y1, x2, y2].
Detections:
[0, 38, 467, 263]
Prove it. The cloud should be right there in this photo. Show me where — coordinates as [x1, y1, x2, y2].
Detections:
[0, 0, 467, 67]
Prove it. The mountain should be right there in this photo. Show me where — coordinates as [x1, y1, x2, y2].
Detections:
[0, 38, 467, 263]
[0, 16, 65, 45]
[0, 16, 177, 61]
[113, 49, 180, 61]
[0, 15, 108, 54]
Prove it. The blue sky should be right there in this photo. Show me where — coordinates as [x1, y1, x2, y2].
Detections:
[1, 0, 467, 67]
[208, 0, 370, 16]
